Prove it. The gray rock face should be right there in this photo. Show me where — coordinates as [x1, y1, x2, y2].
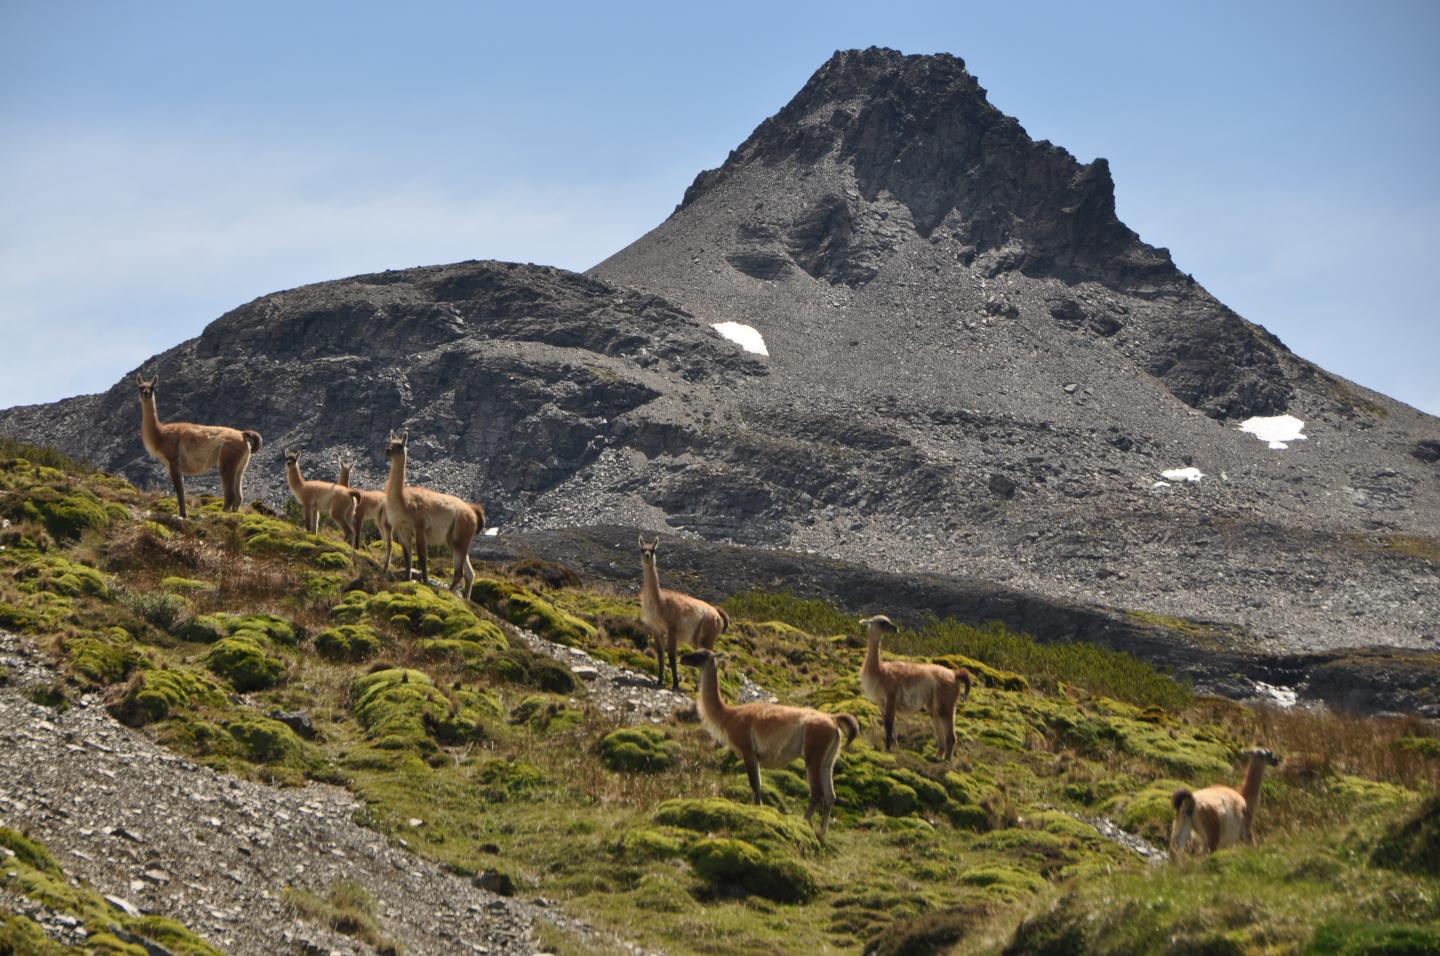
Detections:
[2, 47, 1438, 668]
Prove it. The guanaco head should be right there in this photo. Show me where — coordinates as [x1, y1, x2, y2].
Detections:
[680, 648, 725, 669]
[638, 534, 659, 566]
[385, 432, 409, 462]
[1246, 747, 1281, 767]
[284, 449, 300, 467]
[859, 614, 899, 637]
[135, 375, 158, 401]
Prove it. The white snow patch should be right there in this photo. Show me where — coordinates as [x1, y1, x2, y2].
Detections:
[483, 527, 499, 537]
[711, 321, 769, 356]
[1161, 467, 1204, 482]
[1239, 414, 1307, 449]
[1151, 480, 1171, 489]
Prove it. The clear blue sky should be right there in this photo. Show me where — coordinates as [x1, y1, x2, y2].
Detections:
[2, 0, 1437, 415]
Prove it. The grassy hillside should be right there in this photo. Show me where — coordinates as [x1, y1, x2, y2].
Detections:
[1, 436, 1438, 955]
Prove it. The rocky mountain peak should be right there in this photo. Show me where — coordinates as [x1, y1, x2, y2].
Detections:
[681, 47, 1168, 287]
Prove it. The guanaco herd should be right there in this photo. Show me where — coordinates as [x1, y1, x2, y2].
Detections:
[135, 374, 1281, 852]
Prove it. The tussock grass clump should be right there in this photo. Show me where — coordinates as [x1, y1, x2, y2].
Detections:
[472, 646, 576, 693]
[122, 587, 192, 630]
[687, 836, 817, 903]
[470, 577, 596, 645]
[114, 665, 226, 726]
[283, 880, 402, 956]
[1306, 920, 1440, 955]
[226, 715, 308, 764]
[66, 626, 145, 685]
[0, 912, 67, 955]
[328, 584, 509, 657]
[0, 435, 97, 473]
[315, 624, 383, 662]
[0, 472, 114, 542]
[11, 553, 110, 599]
[351, 668, 500, 757]
[203, 631, 286, 691]
[833, 748, 991, 829]
[654, 797, 820, 854]
[1371, 795, 1440, 878]
[599, 726, 681, 773]
[510, 694, 583, 734]
[235, 511, 351, 565]
[864, 902, 994, 956]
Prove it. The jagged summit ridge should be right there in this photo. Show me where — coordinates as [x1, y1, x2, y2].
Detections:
[681, 47, 1170, 286]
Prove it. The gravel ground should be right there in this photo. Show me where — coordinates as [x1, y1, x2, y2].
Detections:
[0, 628, 546, 955]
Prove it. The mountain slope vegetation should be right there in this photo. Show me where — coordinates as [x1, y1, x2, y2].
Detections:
[1, 438, 1437, 954]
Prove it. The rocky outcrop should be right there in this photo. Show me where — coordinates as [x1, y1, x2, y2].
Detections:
[0, 261, 764, 524]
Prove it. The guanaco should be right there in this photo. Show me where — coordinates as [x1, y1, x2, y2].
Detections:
[382, 432, 485, 599]
[639, 535, 729, 690]
[335, 457, 389, 550]
[858, 615, 972, 761]
[136, 374, 261, 518]
[283, 450, 356, 539]
[1170, 747, 1281, 859]
[682, 648, 859, 838]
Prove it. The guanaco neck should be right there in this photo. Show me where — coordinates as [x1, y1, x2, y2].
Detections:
[285, 459, 306, 497]
[1240, 756, 1268, 822]
[385, 449, 408, 512]
[863, 632, 884, 676]
[641, 556, 662, 605]
[140, 393, 164, 450]
[338, 463, 351, 487]
[697, 659, 728, 723]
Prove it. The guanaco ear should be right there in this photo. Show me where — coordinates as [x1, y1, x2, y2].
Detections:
[400, 431, 409, 445]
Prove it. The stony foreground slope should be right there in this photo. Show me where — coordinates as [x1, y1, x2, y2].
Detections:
[0, 630, 538, 956]
[1, 442, 1438, 954]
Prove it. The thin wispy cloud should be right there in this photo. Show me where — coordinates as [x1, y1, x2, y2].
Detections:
[0, 130, 680, 408]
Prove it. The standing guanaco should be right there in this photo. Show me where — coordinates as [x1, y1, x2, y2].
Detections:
[335, 457, 389, 550]
[682, 649, 859, 839]
[382, 432, 485, 599]
[1170, 747, 1282, 859]
[283, 450, 356, 539]
[639, 535, 729, 690]
[136, 375, 261, 518]
[858, 615, 972, 761]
